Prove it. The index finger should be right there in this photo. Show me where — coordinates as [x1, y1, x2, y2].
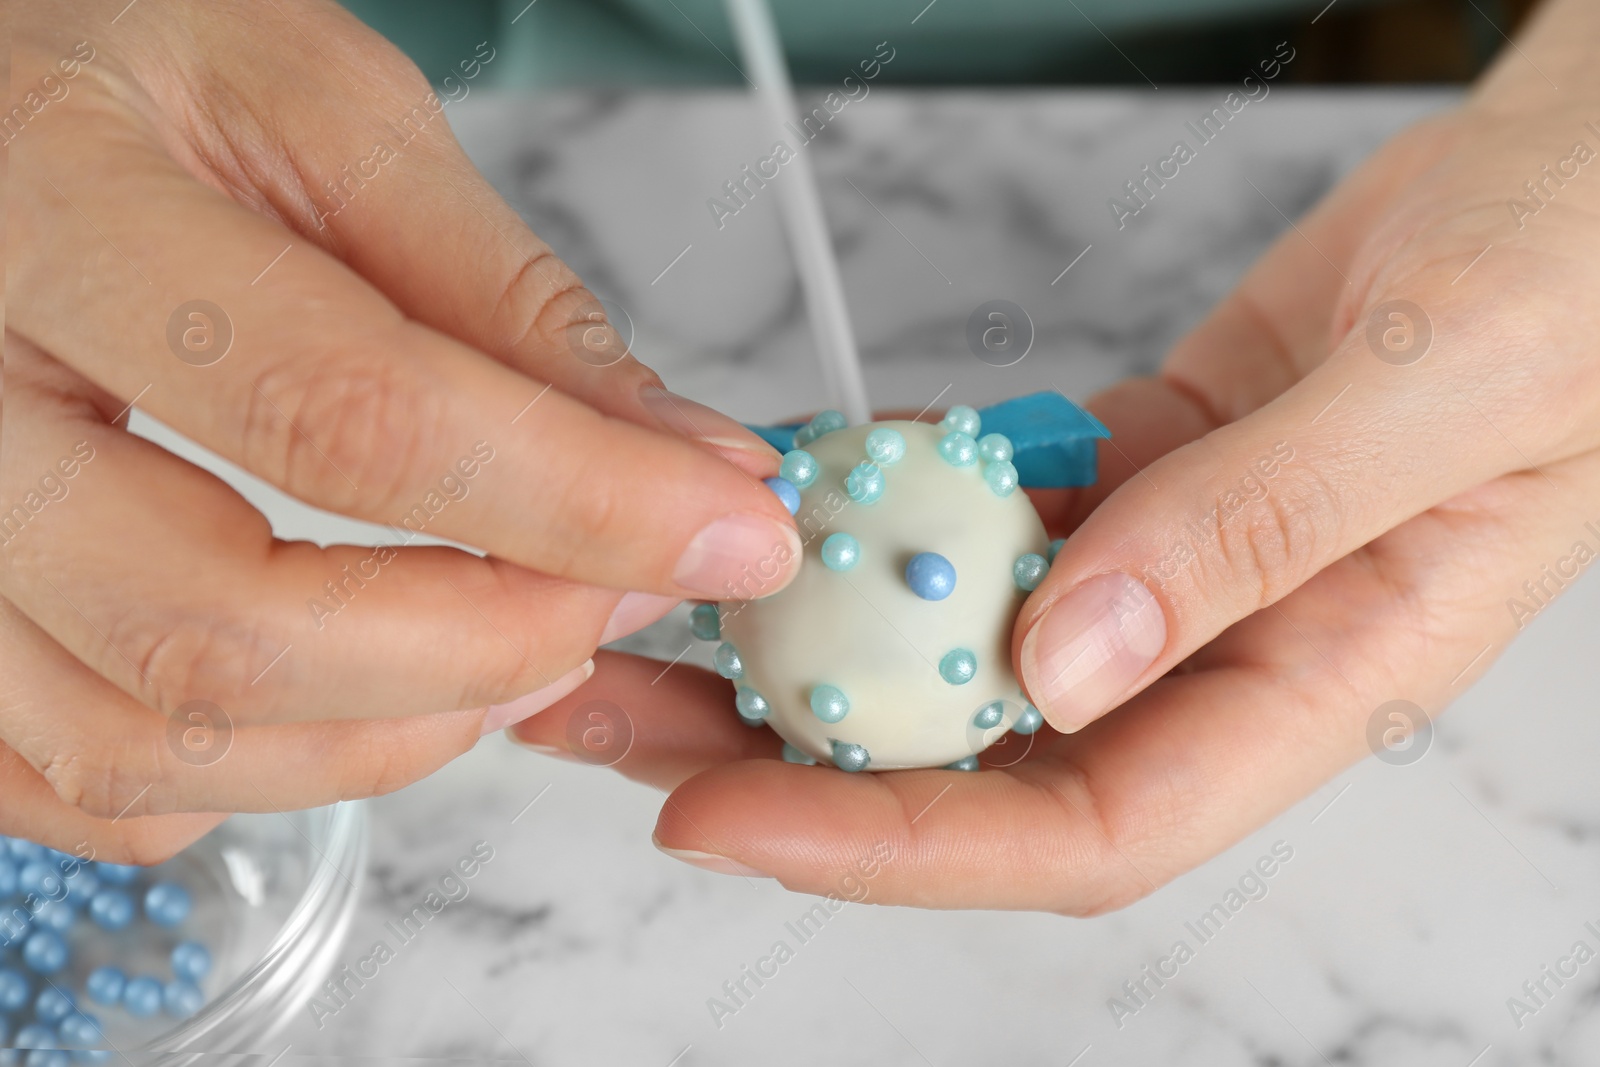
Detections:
[12, 109, 799, 601]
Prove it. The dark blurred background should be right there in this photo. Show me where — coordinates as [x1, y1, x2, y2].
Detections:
[342, 0, 1542, 89]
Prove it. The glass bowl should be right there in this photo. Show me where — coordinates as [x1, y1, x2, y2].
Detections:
[16, 802, 367, 1063]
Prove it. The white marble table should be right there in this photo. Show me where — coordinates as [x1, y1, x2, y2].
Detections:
[191, 87, 1600, 1064]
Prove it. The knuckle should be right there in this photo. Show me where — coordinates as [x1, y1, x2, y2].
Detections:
[242, 338, 444, 516]
[38, 748, 136, 822]
[1203, 471, 1336, 610]
[116, 606, 285, 714]
[490, 251, 592, 355]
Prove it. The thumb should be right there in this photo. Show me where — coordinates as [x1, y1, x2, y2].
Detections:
[1012, 301, 1525, 733]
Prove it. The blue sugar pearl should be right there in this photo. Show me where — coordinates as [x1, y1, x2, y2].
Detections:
[1047, 538, 1065, 563]
[938, 649, 977, 686]
[162, 979, 205, 1019]
[904, 552, 956, 601]
[973, 701, 1005, 730]
[57, 1014, 100, 1050]
[171, 941, 213, 982]
[35, 987, 74, 1024]
[712, 643, 744, 680]
[844, 461, 884, 504]
[71, 1051, 113, 1066]
[792, 423, 815, 447]
[85, 967, 124, 1007]
[946, 755, 980, 772]
[734, 688, 770, 722]
[62, 868, 98, 907]
[763, 476, 801, 515]
[33, 901, 75, 934]
[122, 976, 162, 1018]
[91, 862, 138, 886]
[809, 685, 850, 723]
[781, 743, 817, 766]
[820, 532, 860, 571]
[0, 858, 18, 896]
[864, 427, 906, 466]
[689, 603, 721, 642]
[0, 967, 30, 1011]
[937, 431, 977, 467]
[7, 840, 44, 863]
[1013, 704, 1044, 735]
[87, 890, 133, 932]
[1013, 553, 1048, 592]
[144, 882, 192, 928]
[807, 410, 847, 440]
[830, 741, 871, 773]
[984, 459, 1019, 497]
[22, 930, 68, 974]
[977, 433, 1014, 463]
[0, 904, 34, 948]
[940, 405, 982, 437]
[779, 449, 818, 489]
[19, 862, 63, 901]
[13, 1024, 55, 1051]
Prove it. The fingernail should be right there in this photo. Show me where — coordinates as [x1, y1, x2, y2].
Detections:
[600, 591, 681, 645]
[479, 659, 596, 736]
[1020, 572, 1166, 733]
[673, 514, 800, 600]
[652, 833, 772, 878]
[639, 384, 778, 463]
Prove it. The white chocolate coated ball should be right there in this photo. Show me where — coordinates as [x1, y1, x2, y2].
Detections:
[718, 419, 1049, 771]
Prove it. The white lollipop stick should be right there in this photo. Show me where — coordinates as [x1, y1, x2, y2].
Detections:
[723, 0, 873, 427]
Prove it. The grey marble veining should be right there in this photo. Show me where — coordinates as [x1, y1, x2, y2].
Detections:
[164, 87, 1600, 1064]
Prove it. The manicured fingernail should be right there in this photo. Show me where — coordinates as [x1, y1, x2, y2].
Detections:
[673, 514, 800, 600]
[479, 659, 595, 736]
[600, 591, 681, 645]
[639, 384, 777, 462]
[1020, 572, 1166, 733]
[652, 833, 772, 878]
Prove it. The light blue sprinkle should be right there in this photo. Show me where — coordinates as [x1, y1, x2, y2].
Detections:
[830, 740, 871, 772]
[162, 980, 205, 1019]
[938, 649, 977, 686]
[121, 976, 161, 1019]
[689, 603, 721, 641]
[940, 405, 982, 437]
[0, 967, 29, 1012]
[821, 532, 860, 571]
[1013, 553, 1048, 591]
[946, 755, 980, 771]
[793, 423, 815, 447]
[781, 743, 818, 766]
[808, 410, 847, 439]
[143, 882, 191, 928]
[904, 552, 956, 601]
[57, 1013, 100, 1050]
[810, 685, 850, 723]
[87, 889, 132, 931]
[735, 687, 770, 721]
[1013, 704, 1044, 734]
[34, 987, 73, 1024]
[780, 449, 819, 489]
[977, 433, 1014, 463]
[937, 432, 978, 467]
[973, 701, 1005, 730]
[84, 967, 124, 1007]
[763, 476, 801, 515]
[91, 863, 138, 886]
[13, 1023, 55, 1052]
[864, 427, 907, 466]
[845, 461, 884, 504]
[171, 941, 212, 983]
[1048, 538, 1065, 563]
[22, 930, 67, 975]
[712, 643, 744, 680]
[983, 460, 1019, 497]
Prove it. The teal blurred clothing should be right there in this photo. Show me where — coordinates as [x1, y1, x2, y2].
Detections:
[340, 0, 1342, 88]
